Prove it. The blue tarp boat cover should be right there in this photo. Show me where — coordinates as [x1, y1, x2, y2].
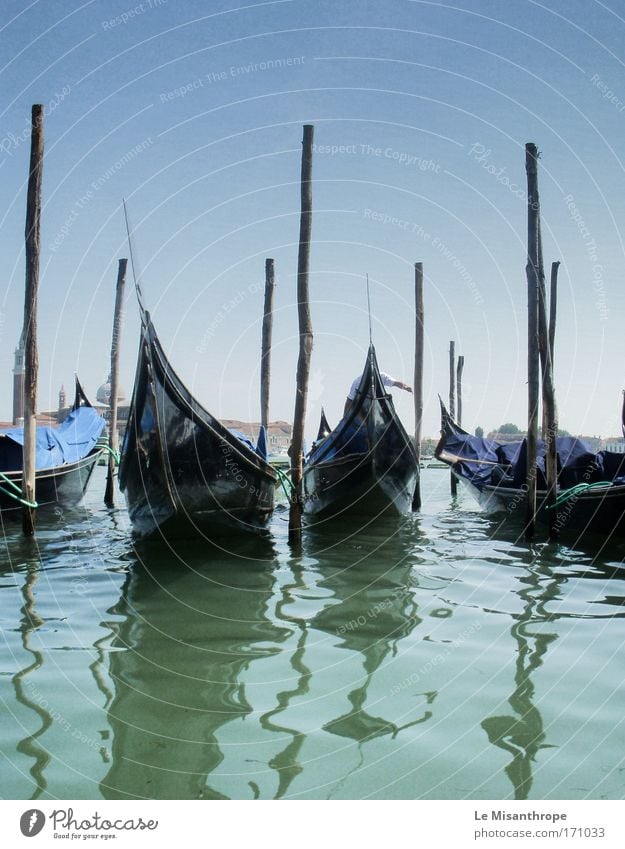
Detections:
[307, 416, 369, 463]
[444, 428, 621, 490]
[228, 427, 268, 461]
[0, 407, 105, 473]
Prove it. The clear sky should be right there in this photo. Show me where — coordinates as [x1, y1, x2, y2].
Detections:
[2, 0, 625, 439]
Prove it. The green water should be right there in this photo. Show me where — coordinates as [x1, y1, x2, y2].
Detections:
[1, 467, 624, 800]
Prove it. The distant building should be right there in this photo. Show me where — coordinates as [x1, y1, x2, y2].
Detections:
[222, 419, 292, 452]
[575, 435, 601, 451]
[22, 356, 293, 455]
[96, 373, 126, 407]
[57, 385, 67, 422]
[604, 437, 625, 453]
[487, 430, 527, 443]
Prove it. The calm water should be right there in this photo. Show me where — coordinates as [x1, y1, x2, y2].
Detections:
[1, 467, 625, 800]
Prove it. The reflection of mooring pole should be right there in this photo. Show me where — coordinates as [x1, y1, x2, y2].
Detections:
[482, 564, 558, 799]
[105, 258, 128, 507]
[449, 340, 457, 496]
[412, 262, 424, 510]
[288, 125, 314, 548]
[22, 105, 44, 536]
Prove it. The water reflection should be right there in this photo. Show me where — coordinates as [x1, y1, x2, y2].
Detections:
[4, 466, 625, 801]
[310, 516, 433, 745]
[481, 561, 560, 800]
[100, 541, 286, 799]
[11, 560, 52, 799]
[258, 561, 310, 799]
[99, 514, 432, 799]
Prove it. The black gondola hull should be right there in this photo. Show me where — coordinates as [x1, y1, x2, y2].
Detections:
[303, 451, 418, 518]
[437, 399, 625, 540]
[120, 318, 276, 540]
[303, 347, 419, 521]
[452, 471, 625, 538]
[0, 450, 101, 518]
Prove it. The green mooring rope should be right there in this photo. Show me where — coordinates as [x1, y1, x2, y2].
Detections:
[98, 443, 121, 465]
[545, 481, 613, 510]
[272, 464, 294, 499]
[0, 471, 38, 508]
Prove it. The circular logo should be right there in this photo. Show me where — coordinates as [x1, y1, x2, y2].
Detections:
[19, 810, 45, 837]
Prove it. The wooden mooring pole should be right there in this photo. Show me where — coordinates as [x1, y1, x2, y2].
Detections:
[549, 261, 559, 367]
[457, 355, 465, 427]
[525, 142, 541, 540]
[260, 258, 275, 433]
[104, 258, 128, 507]
[288, 125, 314, 548]
[540, 259, 559, 538]
[22, 105, 44, 536]
[449, 340, 457, 495]
[412, 262, 424, 510]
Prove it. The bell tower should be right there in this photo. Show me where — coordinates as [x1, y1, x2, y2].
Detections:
[12, 332, 25, 425]
[58, 385, 67, 421]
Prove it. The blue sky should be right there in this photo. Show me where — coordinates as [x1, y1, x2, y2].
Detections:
[2, 0, 625, 438]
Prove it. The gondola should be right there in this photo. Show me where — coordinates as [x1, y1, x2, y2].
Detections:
[119, 306, 276, 539]
[435, 399, 625, 538]
[0, 379, 105, 516]
[303, 345, 419, 520]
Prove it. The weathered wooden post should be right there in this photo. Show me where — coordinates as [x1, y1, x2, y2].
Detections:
[412, 262, 424, 510]
[549, 261, 559, 367]
[545, 259, 561, 532]
[457, 355, 465, 426]
[449, 340, 457, 495]
[540, 260, 559, 538]
[104, 258, 128, 507]
[525, 143, 541, 540]
[260, 258, 275, 433]
[288, 125, 314, 547]
[22, 105, 44, 536]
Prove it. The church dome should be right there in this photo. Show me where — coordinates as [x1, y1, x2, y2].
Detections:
[96, 374, 126, 405]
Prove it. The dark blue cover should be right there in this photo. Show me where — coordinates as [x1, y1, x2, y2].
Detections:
[447, 429, 605, 491]
[255, 426, 268, 461]
[442, 430, 499, 487]
[227, 427, 269, 461]
[307, 416, 369, 463]
[0, 407, 105, 473]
